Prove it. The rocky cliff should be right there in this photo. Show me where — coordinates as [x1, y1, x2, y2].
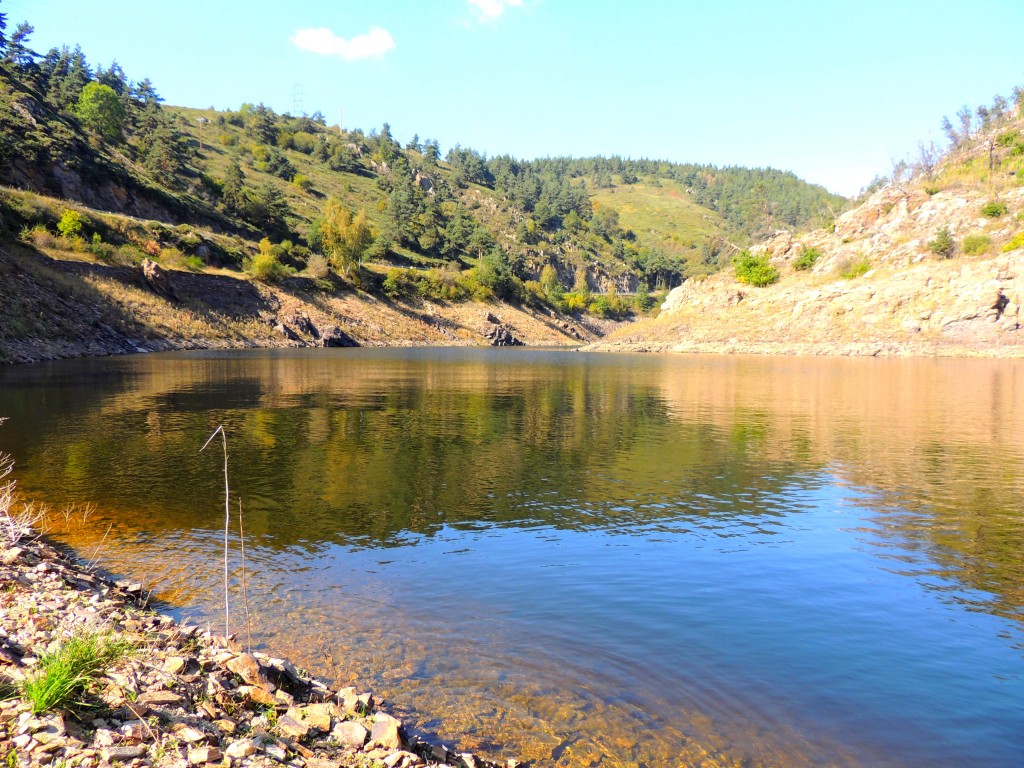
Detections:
[593, 163, 1024, 357]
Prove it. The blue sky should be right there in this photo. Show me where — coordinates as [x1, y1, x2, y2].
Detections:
[8, 0, 1024, 196]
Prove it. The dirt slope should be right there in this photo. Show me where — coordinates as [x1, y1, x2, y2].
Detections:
[0, 245, 595, 365]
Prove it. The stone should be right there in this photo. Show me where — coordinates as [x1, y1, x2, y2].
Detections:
[13, 733, 32, 750]
[319, 325, 359, 348]
[264, 743, 288, 762]
[120, 720, 148, 741]
[187, 746, 222, 764]
[479, 319, 523, 347]
[141, 259, 179, 302]
[163, 656, 188, 675]
[277, 714, 309, 739]
[370, 712, 404, 750]
[103, 745, 148, 762]
[225, 738, 256, 759]
[384, 751, 418, 768]
[214, 718, 237, 734]
[94, 728, 117, 746]
[289, 704, 332, 733]
[458, 754, 477, 768]
[138, 689, 183, 706]
[2, 548, 24, 565]
[274, 323, 302, 342]
[239, 685, 277, 707]
[173, 725, 207, 743]
[225, 653, 271, 688]
[331, 721, 368, 747]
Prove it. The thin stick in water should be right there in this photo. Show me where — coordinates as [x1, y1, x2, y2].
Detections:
[239, 499, 252, 653]
[201, 425, 230, 640]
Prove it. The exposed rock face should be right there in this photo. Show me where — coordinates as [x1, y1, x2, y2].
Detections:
[141, 258, 179, 303]
[319, 325, 360, 347]
[603, 182, 1024, 357]
[480, 314, 524, 346]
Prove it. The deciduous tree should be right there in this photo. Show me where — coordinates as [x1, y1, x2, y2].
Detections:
[75, 82, 125, 142]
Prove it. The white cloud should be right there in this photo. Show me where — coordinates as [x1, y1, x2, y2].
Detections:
[290, 26, 395, 61]
[468, 0, 523, 21]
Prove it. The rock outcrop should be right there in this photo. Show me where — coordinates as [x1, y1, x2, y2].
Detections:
[595, 180, 1024, 357]
[479, 313, 524, 347]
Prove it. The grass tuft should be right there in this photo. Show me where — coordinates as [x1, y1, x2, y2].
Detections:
[21, 633, 132, 714]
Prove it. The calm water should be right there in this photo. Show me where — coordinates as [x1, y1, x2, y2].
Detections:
[1, 349, 1023, 767]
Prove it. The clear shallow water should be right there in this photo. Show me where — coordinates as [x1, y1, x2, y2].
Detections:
[1, 349, 1023, 766]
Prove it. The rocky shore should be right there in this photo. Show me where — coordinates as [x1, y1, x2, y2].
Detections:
[0, 533, 518, 768]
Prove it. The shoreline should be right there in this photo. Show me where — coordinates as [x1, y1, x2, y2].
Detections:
[0, 531, 519, 768]
[584, 338, 1024, 358]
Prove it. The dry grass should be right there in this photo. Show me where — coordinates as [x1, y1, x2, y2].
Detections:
[0, 429, 46, 546]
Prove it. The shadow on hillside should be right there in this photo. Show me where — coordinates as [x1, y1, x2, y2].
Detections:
[0, 244, 280, 363]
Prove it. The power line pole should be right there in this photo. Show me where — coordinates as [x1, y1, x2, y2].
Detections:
[292, 83, 303, 116]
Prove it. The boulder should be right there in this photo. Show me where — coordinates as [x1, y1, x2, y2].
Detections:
[274, 323, 302, 342]
[319, 325, 360, 348]
[141, 259, 179, 303]
[225, 653, 273, 688]
[479, 315, 524, 346]
[331, 720, 368, 747]
[370, 712, 404, 750]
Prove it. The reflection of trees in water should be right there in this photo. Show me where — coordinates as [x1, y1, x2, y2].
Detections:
[3, 351, 1024, 623]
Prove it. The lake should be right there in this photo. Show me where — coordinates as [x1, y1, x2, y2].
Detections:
[1, 349, 1022, 767]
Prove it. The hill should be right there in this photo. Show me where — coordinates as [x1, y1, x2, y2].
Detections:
[0, 10, 844, 363]
[593, 92, 1024, 357]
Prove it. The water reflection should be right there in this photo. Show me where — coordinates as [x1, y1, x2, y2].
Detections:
[1, 350, 1023, 766]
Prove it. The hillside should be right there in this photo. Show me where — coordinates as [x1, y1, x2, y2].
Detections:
[593, 102, 1024, 357]
[0, 11, 844, 354]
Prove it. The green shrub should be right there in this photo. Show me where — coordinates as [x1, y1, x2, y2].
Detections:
[382, 267, 412, 299]
[928, 226, 956, 258]
[22, 633, 130, 713]
[563, 291, 589, 312]
[733, 251, 780, 287]
[924, 186, 940, 196]
[89, 232, 114, 262]
[793, 246, 821, 271]
[57, 209, 83, 239]
[839, 256, 871, 279]
[588, 295, 614, 317]
[981, 201, 1007, 218]
[419, 267, 469, 302]
[961, 234, 991, 256]
[246, 239, 293, 282]
[292, 173, 312, 192]
[1002, 232, 1024, 252]
[634, 282, 655, 312]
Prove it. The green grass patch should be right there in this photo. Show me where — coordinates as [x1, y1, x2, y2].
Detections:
[793, 246, 821, 271]
[21, 633, 132, 713]
[591, 179, 729, 257]
[838, 256, 871, 280]
[981, 201, 1007, 218]
[733, 251, 779, 287]
[961, 233, 991, 256]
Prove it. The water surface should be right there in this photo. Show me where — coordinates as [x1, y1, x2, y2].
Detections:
[1, 349, 1022, 766]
